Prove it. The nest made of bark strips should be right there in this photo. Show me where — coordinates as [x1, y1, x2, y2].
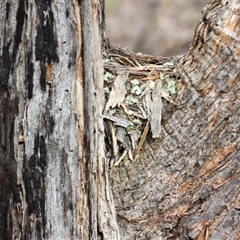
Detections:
[102, 38, 183, 167]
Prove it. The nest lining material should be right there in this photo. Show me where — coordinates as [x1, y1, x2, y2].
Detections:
[102, 39, 183, 166]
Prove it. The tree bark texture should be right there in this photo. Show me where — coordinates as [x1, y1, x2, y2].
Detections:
[1, 0, 240, 240]
[0, 0, 119, 239]
[111, 1, 240, 239]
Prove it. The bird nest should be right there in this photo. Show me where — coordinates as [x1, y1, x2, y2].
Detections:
[102, 38, 183, 167]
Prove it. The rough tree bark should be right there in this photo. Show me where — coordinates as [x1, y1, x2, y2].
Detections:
[1, 0, 240, 240]
[0, 0, 119, 239]
[111, 1, 240, 239]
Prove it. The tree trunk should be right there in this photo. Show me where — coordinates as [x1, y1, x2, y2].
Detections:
[1, 0, 240, 240]
[111, 1, 240, 239]
[0, 0, 119, 239]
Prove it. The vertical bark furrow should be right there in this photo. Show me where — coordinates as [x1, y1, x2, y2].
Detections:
[12, 0, 25, 66]
[35, 0, 59, 92]
[35, 0, 59, 63]
[0, 44, 11, 91]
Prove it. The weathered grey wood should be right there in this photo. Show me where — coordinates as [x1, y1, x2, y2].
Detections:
[81, 0, 120, 239]
[104, 73, 128, 114]
[1, 0, 240, 239]
[142, 79, 162, 138]
[0, 0, 119, 239]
